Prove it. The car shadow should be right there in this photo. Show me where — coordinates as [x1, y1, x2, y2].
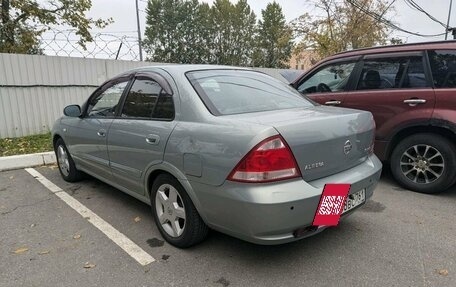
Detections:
[70, 172, 368, 260]
[380, 165, 456, 197]
[187, 219, 373, 270]
[50, 166, 455, 268]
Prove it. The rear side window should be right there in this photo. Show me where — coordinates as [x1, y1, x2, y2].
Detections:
[428, 50, 456, 88]
[357, 56, 426, 90]
[187, 70, 314, 115]
[121, 79, 174, 120]
[406, 57, 428, 88]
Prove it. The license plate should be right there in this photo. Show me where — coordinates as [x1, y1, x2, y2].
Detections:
[342, 189, 366, 214]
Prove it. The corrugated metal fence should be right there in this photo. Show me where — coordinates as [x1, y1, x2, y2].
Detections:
[0, 53, 291, 138]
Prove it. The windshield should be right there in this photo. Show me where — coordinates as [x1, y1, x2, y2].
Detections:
[187, 70, 314, 115]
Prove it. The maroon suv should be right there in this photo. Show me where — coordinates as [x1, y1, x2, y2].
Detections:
[293, 41, 456, 194]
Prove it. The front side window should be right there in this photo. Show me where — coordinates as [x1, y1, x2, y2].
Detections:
[187, 70, 314, 115]
[298, 62, 356, 94]
[357, 56, 426, 90]
[428, 50, 456, 88]
[121, 78, 174, 120]
[87, 81, 128, 117]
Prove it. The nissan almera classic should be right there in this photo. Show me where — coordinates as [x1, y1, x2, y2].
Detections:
[52, 65, 382, 248]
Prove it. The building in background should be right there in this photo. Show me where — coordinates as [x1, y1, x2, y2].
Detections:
[289, 49, 319, 71]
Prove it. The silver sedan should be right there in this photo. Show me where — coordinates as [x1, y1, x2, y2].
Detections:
[52, 65, 382, 247]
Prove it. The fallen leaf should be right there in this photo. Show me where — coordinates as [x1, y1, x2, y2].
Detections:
[30, 223, 36, 228]
[437, 269, 449, 276]
[13, 247, 29, 254]
[83, 262, 96, 269]
[38, 250, 50, 255]
[134, 216, 141, 223]
[9, 176, 14, 180]
[73, 234, 81, 240]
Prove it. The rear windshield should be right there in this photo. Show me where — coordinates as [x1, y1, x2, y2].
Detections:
[186, 70, 314, 115]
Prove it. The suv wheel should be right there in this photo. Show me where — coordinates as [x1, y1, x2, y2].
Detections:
[390, 133, 456, 194]
[150, 174, 208, 248]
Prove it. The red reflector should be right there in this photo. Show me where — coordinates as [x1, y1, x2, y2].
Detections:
[228, 135, 301, 183]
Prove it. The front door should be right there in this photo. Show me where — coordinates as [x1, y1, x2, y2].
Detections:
[64, 79, 130, 180]
[296, 59, 358, 107]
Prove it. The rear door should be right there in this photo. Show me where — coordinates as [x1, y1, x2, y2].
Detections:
[295, 58, 359, 107]
[342, 52, 435, 156]
[107, 73, 177, 195]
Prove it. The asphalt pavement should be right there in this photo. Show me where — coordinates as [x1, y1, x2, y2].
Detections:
[0, 166, 455, 287]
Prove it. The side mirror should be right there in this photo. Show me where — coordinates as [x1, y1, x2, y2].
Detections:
[63, 105, 81, 117]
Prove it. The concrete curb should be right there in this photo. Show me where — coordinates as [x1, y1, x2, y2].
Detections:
[0, 151, 56, 172]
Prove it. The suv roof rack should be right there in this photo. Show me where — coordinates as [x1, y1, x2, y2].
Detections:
[333, 40, 456, 57]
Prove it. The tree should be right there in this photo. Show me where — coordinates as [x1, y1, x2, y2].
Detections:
[196, 2, 213, 63]
[254, 1, 293, 68]
[210, 0, 256, 66]
[292, 0, 393, 59]
[0, 0, 111, 54]
[143, 0, 257, 66]
[390, 37, 404, 45]
[143, 0, 212, 63]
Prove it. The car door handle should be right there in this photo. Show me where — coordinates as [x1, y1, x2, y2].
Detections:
[403, 99, 426, 106]
[97, 129, 107, 137]
[146, 134, 160, 145]
[325, 100, 341, 106]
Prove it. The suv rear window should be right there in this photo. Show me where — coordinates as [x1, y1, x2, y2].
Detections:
[187, 70, 314, 115]
[428, 50, 456, 88]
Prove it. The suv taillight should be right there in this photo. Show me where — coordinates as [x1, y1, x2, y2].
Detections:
[228, 135, 301, 183]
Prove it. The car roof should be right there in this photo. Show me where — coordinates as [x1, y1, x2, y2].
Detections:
[113, 64, 294, 84]
[322, 40, 456, 62]
[128, 64, 252, 74]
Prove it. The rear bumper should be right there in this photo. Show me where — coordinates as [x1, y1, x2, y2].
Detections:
[190, 155, 382, 245]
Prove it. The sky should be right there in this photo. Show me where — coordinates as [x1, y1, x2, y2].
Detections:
[40, 0, 456, 59]
[85, 0, 454, 41]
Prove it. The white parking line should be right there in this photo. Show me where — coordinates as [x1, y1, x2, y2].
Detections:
[25, 168, 155, 266]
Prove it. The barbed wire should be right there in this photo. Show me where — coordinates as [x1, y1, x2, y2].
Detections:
[39, 28, 141, 61]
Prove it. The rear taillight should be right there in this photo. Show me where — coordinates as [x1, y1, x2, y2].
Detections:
[228, 135, 301, 183]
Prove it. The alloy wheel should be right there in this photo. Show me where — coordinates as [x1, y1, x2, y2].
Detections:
[400, 144, 445, 184]
[155, 184, 186, 238]
[57, 145, 70, 177]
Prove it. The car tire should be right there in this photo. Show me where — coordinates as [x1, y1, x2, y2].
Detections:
[390, 133, 456, 194]
[150, 174, 208, 248]
[54, 138, 84, 182]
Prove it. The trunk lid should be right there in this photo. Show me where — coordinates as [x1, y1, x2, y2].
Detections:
[227, 106, 375, 182]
